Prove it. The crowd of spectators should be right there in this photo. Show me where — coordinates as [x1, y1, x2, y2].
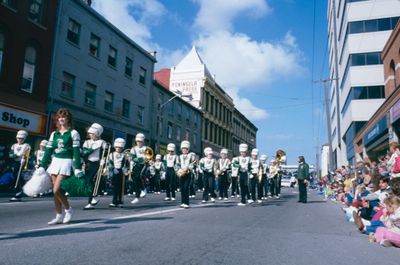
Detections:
[319, 142, 400, 247]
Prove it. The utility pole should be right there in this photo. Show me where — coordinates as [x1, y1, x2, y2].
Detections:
[313, 78, 337, 173]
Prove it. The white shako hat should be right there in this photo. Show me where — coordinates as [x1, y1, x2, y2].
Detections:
[180, 140, 190, 150]
[155, 154, 162, 160]
[260, 154, 268, 161]
[135, 133, 145, 142]
[16, 130, 28, 139]
[167, 143, 176, 151]
[204, 147, 213, 156]
[40, 140, 48, 147]
[251, 148, 259, 156]
[239, 143, 248, 152]
[220, 149, 228, 155]
[88, 123, 103, 136]
[114, 138, 126, 148]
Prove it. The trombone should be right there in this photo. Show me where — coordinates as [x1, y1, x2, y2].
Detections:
[92, 143, 111, 197]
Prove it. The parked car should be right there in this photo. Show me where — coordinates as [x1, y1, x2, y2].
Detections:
[281, 175, 292, 188]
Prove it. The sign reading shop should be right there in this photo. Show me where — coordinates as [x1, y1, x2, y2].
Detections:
[0, 103, 47, 135]
[364, 116, 388, 146]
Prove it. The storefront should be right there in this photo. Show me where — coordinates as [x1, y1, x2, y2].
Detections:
[363, 116, 389, 160]
[0, 102, 48, 151]
[390, 98, 400, 140]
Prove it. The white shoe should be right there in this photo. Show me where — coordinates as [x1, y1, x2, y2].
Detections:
[237, 202, 246, 206]
[182, 204, 189, 209]
[84, 203, 95, 210]
[218, 197, 222, 200]
[180, 204, 185, 208]
[268, 196, 272, 199]
[211, 198, 215, 202]
[224, 198, 228, 201]
[231, 195, 235, 198]
[257, 200, 262, 203]
[48, 214, 63, 225]
[248, 199, 254, 204]
[90, 198, 99, 205]
[236, 195, 240, 198]
[140, 190, 146, 198]
[131, 198, 139, 204]
[171, 197, 176, 201]
[63, 208, 73, 224]
[109, 203, 117, 207]
[164, 197, 171, 201]
[202, 200, 207, 203]
[275, 195, 280, 199]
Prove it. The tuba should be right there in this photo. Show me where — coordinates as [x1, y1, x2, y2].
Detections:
[144, 147, 154, 163]
[275, 149, 286, 165]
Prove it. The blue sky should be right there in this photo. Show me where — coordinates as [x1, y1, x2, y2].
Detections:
[93, 0, 329, 165]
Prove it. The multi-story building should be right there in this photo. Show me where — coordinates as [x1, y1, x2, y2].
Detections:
[232, 108, 257, 157]
[0, 0, 58, 147]
[48, 0, 156, 145]
[151, 77, 202, 156]
[169, 46, 236, 156]
[353, 21, 400, 161]
[327, 0, 400, 167]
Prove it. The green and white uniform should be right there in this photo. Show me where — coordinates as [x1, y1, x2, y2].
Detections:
[41, 129, 81, 176]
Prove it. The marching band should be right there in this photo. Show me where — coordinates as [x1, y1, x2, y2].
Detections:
[7, 107, 289, 225]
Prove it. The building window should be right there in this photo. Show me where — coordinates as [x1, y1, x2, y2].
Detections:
[85, 82, 96, 106]
[167, 100, 174, 115]
[28, 0, 45, 25]
[177, 103, 182, 120]
[176, 126, 181, 141]
[139, 67, 146, 85]
[122, 99, 130, 118]
[158, 117, 163, 137]
[67, 18, 80, 45]
[125, 57, 133, 77]
[331, 108, 336, 122]
[194, 113, 198, 127]
[167, 122, 173, 139]
[137, 106, 144, 125]
[21, 46, 36, 93]
[193, 133, 197, 146]
[0, 31, 4, 76]
[348, 17, 399, 34]
[186, 109, 190, 123]
[341, 86, 385, 115]
[61, 72, 75, 99]
[108, 46, 117, 67]
[185, 129, 190, 141]
[0, 0, 16, 8]
[89, 33, 100, 57]
[104, 91, 114, 112]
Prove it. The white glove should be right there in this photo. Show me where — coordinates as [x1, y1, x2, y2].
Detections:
[20, 158, 26, 164]
[35, 165, 39, 169]
[100, 160, 105, 166]
[249, 174, 254, 179]
[74, 169, 84, 178]
[113, 168, 119, 174]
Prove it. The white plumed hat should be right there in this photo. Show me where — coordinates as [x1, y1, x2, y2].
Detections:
[16, 130, 28, 139]
[40, 140, 48, 147]
[260, 154, 268, 161]
[180, 140, 190, 150]
[135, 133, 145, 142]
[251, 148, 259, 156]
[88, 123, 103, 136]
[239, 143, 248, 152]
[220, 149, 228, 155]
[114, 138, 126, 148]
[167, 143, 176, 151]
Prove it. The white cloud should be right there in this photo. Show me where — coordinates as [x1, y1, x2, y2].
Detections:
[193, 0, 271, 33]
[227, 88, 269, 120]
[194, 30, 303, 89]
[92, 0, 166, 50]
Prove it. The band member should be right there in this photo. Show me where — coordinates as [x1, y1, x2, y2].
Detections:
[35, 140, 48, 168]
[260, 154, 269, 200]
[250, 148, 263, 203]
[108, 138, 128, 207]
[9, 130, 31, 201]
[230, 156, 240, 198]
[217, 148, 230, 201]
[297, 156, 309, 203]
[40, 108, 82, 224]
[268, 160, 279, 198]
[232, 143, 251, 206]
[178, 140, 195, 208]
[82, 123, 107, 210]
[130, 133, 147, 204]
[163, 143, 179, 201]
[153, 154, 164, 194]
[200, 147, 216, 203]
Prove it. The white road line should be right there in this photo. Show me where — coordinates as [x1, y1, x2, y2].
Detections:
[0, 202, 216, 239]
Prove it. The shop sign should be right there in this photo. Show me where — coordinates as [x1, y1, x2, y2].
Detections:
[0, 103, 47, 135]
[390, 99, 400, 124]
[364, 116, 387, 146]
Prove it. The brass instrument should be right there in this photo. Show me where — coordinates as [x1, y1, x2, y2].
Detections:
[177, 160, 196, 177]
[93, 143, 111, 197]
[275, 149, 286, 165]
[23, 146, 31, 171]
[144, 146, 154, 163]
[258, 165, 263, 182]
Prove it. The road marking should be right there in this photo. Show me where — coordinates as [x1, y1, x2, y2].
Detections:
[0, 202, 217, 240]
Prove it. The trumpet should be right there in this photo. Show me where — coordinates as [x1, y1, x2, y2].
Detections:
[93, 143, 111, 197]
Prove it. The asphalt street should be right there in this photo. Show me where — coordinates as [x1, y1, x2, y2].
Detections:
[0, 189, 399, 265]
